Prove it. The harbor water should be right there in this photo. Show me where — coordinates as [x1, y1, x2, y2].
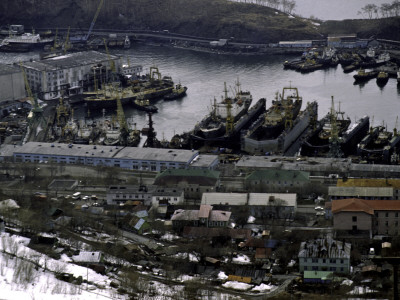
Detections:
[1, 44, 400, 142]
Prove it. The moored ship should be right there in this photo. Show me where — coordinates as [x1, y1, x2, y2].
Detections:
[192, 81, 252, 139]
[357, 125, 400, 164]
[164, 83, 188, 101]
[300, 98, 354, 157]
[247, 86, 302, 141]
[0, 33, 53, 52]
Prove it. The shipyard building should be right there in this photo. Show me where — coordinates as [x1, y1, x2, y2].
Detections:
[0, 63, 26, 103]
[7, 142, 218, 171]
[21, 51, 122, 100]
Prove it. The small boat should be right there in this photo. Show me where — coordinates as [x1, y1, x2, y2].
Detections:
[353, 69, 378, 82]
[131, 98, 158, 113]
[164, 83, 187, 101]
[376, 71, 389, 86]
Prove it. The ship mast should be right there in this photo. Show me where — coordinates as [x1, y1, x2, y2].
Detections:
[328, 96, 343, 158]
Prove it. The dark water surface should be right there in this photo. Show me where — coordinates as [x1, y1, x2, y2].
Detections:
[2, 45, 400, 141]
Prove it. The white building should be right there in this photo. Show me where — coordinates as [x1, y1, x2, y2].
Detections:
[298, 237, 351, 274]
[151, 187, 185, 207]
[21, 51, 122, 100]
[106, 185, 155, 206]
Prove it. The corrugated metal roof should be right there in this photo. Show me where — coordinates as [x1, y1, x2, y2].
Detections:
[201, 193, 247, 206]
[298, 238, 351, 259]
[332, 198, 400, 214]
[23, 51, 118, 71]
[337, 178, 400, 188]
[72, 251, 102, 263]
[134, 218, 146, 230]
[329, 186, 393, 197]
[248, 193, 297, 207]
[14, 142, 199, 163]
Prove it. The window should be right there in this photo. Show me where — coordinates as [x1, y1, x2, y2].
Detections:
[340, 259, 344, 264]
[386, 212, 389, 218]
[312, 266, 318, 271]
[323, 259, 326, 263]
[396, 212, 399, 217]
[329, 259, 336, 264]
[304, 266, 308, 270]
[303, 258, 307, 263]
[330, 267, 336, 271]
[352, 216, 357, 222]
[312, 258, 318, 263]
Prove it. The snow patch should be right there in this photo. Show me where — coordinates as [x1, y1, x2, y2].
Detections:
[222, 281, 252, 291]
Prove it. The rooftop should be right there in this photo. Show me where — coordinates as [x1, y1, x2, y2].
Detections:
[298, 237, 351, 259]
[201, 193, 248, 206]
[115, 147, 198, 163]
[13, 142, 199, 163]
[337, 178, 400, 189]
[329, 186, 393, 197]
[248, 193, 297, 207]
[22, 51, 119, 71]
[332, 198, 400, 214]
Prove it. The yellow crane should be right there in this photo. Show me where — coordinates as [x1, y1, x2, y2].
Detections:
[20, 62, 47, 141]
[63, 26, 71, 54]
[50, 28, 58, 52]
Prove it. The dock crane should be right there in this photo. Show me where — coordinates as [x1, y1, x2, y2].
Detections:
[20, 63, 47, 141]
[70, 0, 104, 43]
[103, 38, 119, 83]
[63, 26, 71, 54]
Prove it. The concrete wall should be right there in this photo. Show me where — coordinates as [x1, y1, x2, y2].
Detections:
[0, 71, 26, 102]
[333, 211, 372, 231]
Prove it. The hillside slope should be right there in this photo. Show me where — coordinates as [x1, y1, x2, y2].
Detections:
[0, 0, 399, 43]
[0, 0, 321, 43]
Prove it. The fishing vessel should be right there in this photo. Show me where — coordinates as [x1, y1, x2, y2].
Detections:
[357, 125, 400, 164]
[248, 86, 302, 141]
[192, 81, 252, 139]
[84, 67, 174, 109]
[300, 97, 353, 157]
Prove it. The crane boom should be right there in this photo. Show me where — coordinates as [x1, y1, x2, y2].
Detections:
[84, 0, 104, 41]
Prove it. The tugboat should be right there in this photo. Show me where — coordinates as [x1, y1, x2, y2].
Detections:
[353, 68, 378, 83]
[164, 83, 188, 101]
[132, 97, 158, 113]
[376, 71, 389, 87]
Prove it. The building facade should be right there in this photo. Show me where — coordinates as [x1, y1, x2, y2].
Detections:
[10, 142, 217, 172]
[298, 237, 351, 274]
[22, 51, 122, 100]
[332, 198, 400, 235]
